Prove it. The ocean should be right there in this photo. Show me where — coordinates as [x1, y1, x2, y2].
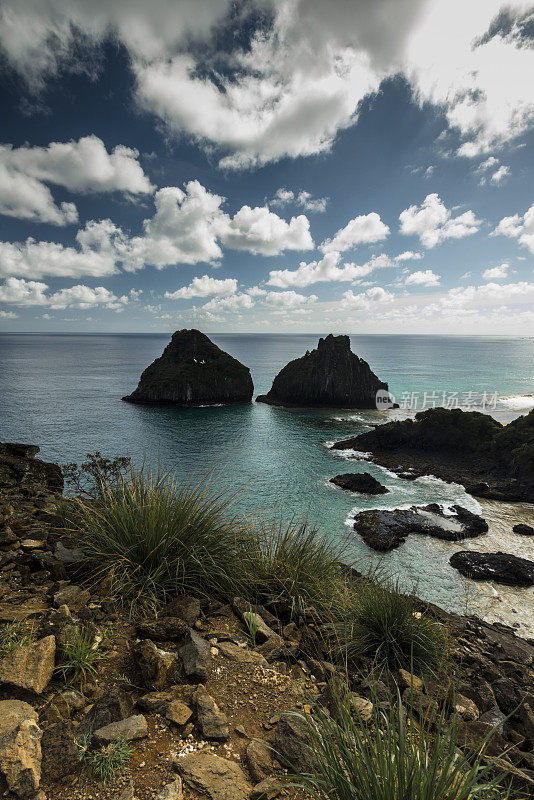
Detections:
[1, 332, 533, 633]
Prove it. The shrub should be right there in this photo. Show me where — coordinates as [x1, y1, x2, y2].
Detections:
[243, 516, 348, 618]
[61, 451, 132, 498]
[55, 626, 105, 683]
[287, 688, 511, 800]
[80, 738, 132, 784]
[62, 467, 255, 608]
[335, 580, 446, 675]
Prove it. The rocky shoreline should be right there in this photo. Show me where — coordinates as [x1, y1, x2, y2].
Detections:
[1, 443, 534, 799]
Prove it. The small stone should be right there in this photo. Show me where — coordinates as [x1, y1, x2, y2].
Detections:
[164, 596, 201, 627]
[234, 725, 247, 738]
[250, 776, 283, 800]
[180, 630, 212, 681]
[78, 686, 134, 737]
[166, 701, 193, 727]
[53, 585, 91, 612]
[156, 778, 183, 800]
[135, 639, 178, 691]
[454, 694, 479, 722]
[275, 714, 313, 772]
[20, 539, 44, 550]
[350, 696, 373, 723]
[40, 721, 79, 781]
[242, 612, 276, 644]
[217, 641, 267, 666]
[395, 669, 423, 693]
[246, 739, 274, 783]
[0, 635, 55, 694]
[93, 715, 148, 744]
[196, 694, 229, 740]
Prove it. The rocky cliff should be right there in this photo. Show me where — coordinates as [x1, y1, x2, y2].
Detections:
[256, 334, 388, 408]
[122, 329, 253, 406]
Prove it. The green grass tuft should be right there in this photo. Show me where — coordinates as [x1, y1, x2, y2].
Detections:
[55, 626, 105, 683]
[80, 737, 132, 784]
[0, 622, 35, 660]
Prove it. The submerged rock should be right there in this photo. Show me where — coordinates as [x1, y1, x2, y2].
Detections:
[513, 523, 534, 536]
[450, 551, 534, 586]
[330, 472, 389, 494]
[352, 504, 488, 552]
[256, 334, 388, 408]
[122, 329, 253, 406]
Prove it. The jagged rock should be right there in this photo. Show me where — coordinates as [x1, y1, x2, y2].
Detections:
[135, 639, 178, 690]
[173, 752, 252, 800]
[0, 443, 63, 494]
[136, 617, 188, 641]
[353, 504, 488, 552]
[156, 778, 183, 800]
[0, 700, 42, 799]
[122, 329, 253, 406]
[53, 585, 91, 612]
[330, 472, 389, 494]
[257, 334, 388, 408]
[166, 701, 193, 727]
[450, 551, 534, 586]
[164, 595, 201, 626]
[274, 714, 313, 772]
[0, 635, 55, 694]
[78, 686, 134, 737]
[40, 721, 79, 781]
[242, 612, 277, 644]
[513, 523, 534, 536]
[216, 641, 268, 665]
[196, 694, 229, 740]
[93, 715, 148, 744]
[179, 630, 212, 681]
[454, 695, 479, 721]
[246, 740, 274, 783]
[54, 541, 85, 565]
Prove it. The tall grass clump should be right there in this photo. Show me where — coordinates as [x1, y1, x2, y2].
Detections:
[62, 466, 255, 608]
[244, 516, 348, 618]
[336, 579, 447, 675]
[288, 689, 512, 800]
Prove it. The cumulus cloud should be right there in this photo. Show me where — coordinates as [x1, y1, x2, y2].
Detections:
[268, 252, 392, 288]
[341, 286, 394, 310]
[0, 136, 152, 225]
[395, 251, 423, 262]
[492, 202, 534, 253]
[0, 310, 18, 318]
[320, 213, 389, 254]
[222, 206, 313, 255]
[404, 269, 441, 286]
[271, 188, 328, 213]
[165, 275, 237, 300]
[1, 2, 534, 166]
[201, 293, 254, 314]
[482, 262, 510, 281]
[490, 165, 510, 185]
[264, 290, 318, 309]
[399, 194, 482, 248]
[0, 276, 135, 311]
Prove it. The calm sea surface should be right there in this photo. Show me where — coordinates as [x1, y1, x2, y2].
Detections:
[1, 333, 533, 631]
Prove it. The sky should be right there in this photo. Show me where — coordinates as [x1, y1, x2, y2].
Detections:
[1, 0, 534, 335]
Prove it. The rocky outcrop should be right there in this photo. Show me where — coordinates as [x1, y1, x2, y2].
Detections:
[332, 406, 534, 501]
[0, 700, 42, 799]
[450, 551, 534, 586]
[122, 329, 253, 406]
[352, 504, 488, 552]
[330, 472, 389, 494]
[0, 443, 63, 495]
[256, 334, 388, 408]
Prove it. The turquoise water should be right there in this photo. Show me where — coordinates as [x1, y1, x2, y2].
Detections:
[1, 333, 533, 621]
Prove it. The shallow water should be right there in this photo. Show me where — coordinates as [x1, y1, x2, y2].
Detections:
[0, 332, 532, 632]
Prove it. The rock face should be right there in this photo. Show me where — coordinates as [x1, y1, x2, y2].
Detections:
[330, 472, 389, 494]
[256, 334, 388, 408]
[352, 504, 488, 552]
[450, 551, 534, 586]
[332, 406, 534, 502]
[122, 329, 253, 406]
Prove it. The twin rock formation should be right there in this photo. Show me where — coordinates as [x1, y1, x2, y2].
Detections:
[123, 330, 388, 409]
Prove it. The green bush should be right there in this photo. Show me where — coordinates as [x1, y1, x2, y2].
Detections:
[62, 467, 255, 608]
[0, 622, 35, 659]
[335, 580, 446, 675]
[288, 688, 511, 800]
[55, 626, 105, 683]
[80, 738, 132, 784]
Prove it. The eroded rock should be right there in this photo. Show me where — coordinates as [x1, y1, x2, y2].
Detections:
[450, 551, 534, 587]
[173, 752, 252, 800]
[0, 635, 55, 694]
[0, 700, 42, 799]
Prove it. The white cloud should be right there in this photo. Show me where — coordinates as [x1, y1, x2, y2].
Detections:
[341, 286, 394, 310]
[394, 251, 423, 262]
[482, 262, 509, 281]
[490, 165, 510, 185]
[246, 285, 267, 297]
[264, 290, 318, 309]
[165, 275, 237, 300]
[492, 202, 534, 253]
[405, 269, 441, 287]
[268, 252, 392, 288]
[0, 162, 78, 225]
[0, 276, 135, 311]
[321, 213, 389, 254]
[0, 310, 18, 318]
[201, 293, 254, 314]
[271, 188, 327, 213]
[0, 277, 49, 305]
[399, 194, 482, 248]
[222, 206, 313, 256]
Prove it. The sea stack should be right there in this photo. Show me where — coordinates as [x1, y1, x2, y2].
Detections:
[256, 334, 388, 408]
[122, 329, 253, 406]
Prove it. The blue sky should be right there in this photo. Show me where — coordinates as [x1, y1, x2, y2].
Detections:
[1, 0, 533, 334]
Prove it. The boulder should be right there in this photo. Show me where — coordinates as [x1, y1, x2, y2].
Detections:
[0, 635, 55, 694]
[217, 641, 268, 666]
[122, 329, 253, 406]
[179, 630, 212, 681]
[164, 595, 201, 626]
[0, 442, 63, 494]
[93, 715, 148, 744]
[173, 752, 252, 800]
[450, 551, 534, 586]
[0, 700, 42, 799]
[40, 721, 79, 781]
[330, 472, 389, 494]
[246, 739, 274, 783]
[136, 639, 178, 690]
[78, 686, 135, 737]
[196, 694, 229, 740]
[257, 334, 388, 408]
[353, 504, 488, 552]
[274, 713, 313, 772]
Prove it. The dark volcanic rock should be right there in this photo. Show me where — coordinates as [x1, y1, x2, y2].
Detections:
[122, 329, 253, 406]
[256, 334, 388, 408]
[513, 523, 534, 536]
[332, 406, 534, 502]
[353, 504, 488, 552]
[450, 551, 534, 586]
[0, 442, 63, 493]
[330, 472, 389, 494]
